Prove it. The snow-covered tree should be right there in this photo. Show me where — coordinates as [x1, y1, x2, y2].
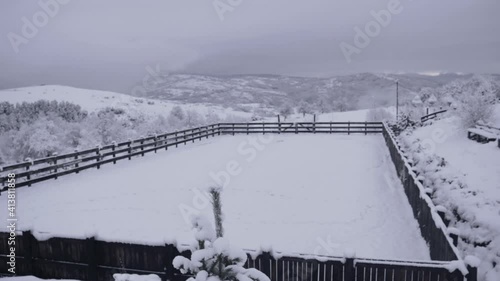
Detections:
[278, 103, 294, 120]
[173, 186, 270, 281]
[297, 101, 313, 117]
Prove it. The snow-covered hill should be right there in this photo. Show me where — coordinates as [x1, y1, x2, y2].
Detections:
[0, 85, 251, 119]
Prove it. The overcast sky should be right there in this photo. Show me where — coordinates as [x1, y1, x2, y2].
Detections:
[0, 0, 499, 93]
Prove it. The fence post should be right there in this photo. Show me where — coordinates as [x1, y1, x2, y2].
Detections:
[232, 124, 235, 136]
[247, 123, 249, 135]
[278, 115, 281, 134]
[96, 146, 101, 169]
[141, 138, 145, 156]
[263, 123, 265, 135]
[154, 135, 158, 153]
[192, 129, 196, 143]
[25, 159, 32, 186]
[74, 150, 79, 174]
[54, 157, 58, 179]
[365, 122, 367, 135]
[165, 135, 169, 150]
[330, 122, 332, 134]
[175, 132, 178, 147]
[22, 231, 34, 275]
[184, 130, 187, 145]
[295, 123, 298, 134]
[260, 252, 274, 279]
[466, 265, 478, 281]
[165, 244, 177, 281]
[313, 114, 316, 134]
[112, 141, 117, 163]
[345, 258, 355, 281]
[127, 139, 132, 160]
[87, 237, 98, 280]
[348, 121, 350, 135]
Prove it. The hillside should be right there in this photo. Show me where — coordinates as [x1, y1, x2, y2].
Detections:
[133, 73, 472, 110]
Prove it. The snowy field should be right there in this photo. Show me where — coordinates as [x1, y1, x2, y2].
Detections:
[0, 134, 429, 260]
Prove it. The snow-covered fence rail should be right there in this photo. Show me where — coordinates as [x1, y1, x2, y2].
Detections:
[421, 109, 447, 123]
[0, 122, 383, 191]
[0, 231, 469, 281]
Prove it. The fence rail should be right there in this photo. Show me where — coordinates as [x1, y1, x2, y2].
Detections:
[0, 232, 469, 281]
[0, 122, 383, 191]
[421, 110, 447, 123]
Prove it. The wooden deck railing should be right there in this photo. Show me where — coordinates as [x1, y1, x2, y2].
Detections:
[0, 122, 383, 191]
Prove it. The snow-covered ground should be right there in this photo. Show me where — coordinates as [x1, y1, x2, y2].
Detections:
[0, 134, 429, 260]
[0, 85, 251, 119]
[398, 105, 500, 281]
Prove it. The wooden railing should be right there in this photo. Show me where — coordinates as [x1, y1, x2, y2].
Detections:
[421, 109, 447, 123]
[0, 122, 383, 191]
[0, 231, 470, 281]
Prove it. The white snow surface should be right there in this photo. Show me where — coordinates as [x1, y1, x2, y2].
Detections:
[0, 135, 429, 260]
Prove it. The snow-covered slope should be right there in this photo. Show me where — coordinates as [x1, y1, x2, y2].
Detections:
[398, 105, 500, 281]
[0, 85, 251, 119]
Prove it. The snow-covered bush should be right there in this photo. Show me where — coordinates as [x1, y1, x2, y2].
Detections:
[173, 186, 270, 281]
[456, 88, 496, 129]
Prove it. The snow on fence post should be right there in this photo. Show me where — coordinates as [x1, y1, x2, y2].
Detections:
[22, 231, 34, 275]
[86, 237, 98, 280]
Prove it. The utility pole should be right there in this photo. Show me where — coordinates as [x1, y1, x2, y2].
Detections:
[396, 81, 399, 121]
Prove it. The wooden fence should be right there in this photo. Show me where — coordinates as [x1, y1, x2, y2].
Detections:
[421, 110, 447, 123]
[0, 122, 383, 191]
[382, 123, 462, 262]
[0, 232, 469, 281]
